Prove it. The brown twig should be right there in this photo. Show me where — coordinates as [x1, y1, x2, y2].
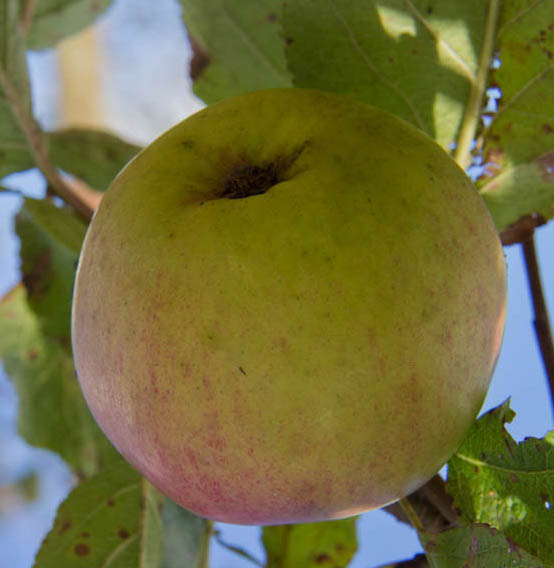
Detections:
[21, 0, 38, 35]
[384, 474, 458, 534]
[0, 68, 95, 222]
[500, 214, 546, 246]
[521, 233, 554, 415]
[373, 555, 429, 568]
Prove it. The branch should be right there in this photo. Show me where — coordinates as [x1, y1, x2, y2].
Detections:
[453, 0, 500, 170]
[500, 214, 546, 246]
[0, 69, 95, 222]
[373, 554, 429, 568]
[212, 529, 264, 567]
[521, 233, 554, 415]
[384, 474, 458, 534]
[21, 0, 38, 36]
[199, 520, 213, 568]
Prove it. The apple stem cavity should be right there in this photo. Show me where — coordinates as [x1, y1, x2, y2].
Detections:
[220, 141, 309, 200]
[221, 162, 281, 199]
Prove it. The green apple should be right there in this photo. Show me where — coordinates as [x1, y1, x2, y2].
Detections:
[72, 88, 507, 525]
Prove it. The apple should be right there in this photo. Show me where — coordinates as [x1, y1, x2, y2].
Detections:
[72, 88, 507, 525]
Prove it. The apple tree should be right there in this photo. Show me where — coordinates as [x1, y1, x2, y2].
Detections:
[0, 1, 553, 567]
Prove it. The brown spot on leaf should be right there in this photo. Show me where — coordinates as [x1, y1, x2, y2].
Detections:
[107, 498, 116, 507]
[314, 553, 332, 563]
[285, 36, 293, 45]
[507, 537, 523, 558]
[510, 472, 517, 482]
[118, 528, 130, 539]
[188, 34, 211, 81]
[74, 543, 90, 556]
[542, 123, 554, 134]
[27, 349, 39, 361]
[537, 150, 554, 182]
[22, 249, 52, 299]
[58, 520, 72, 535]
[81, 532, 90, 538]
[267, 12, 278, 22]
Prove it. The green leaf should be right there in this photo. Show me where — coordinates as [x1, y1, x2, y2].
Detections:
[22, 0, 113, 50]
[421, 525, 548, 568]
[34, 458, 164, 568]
[47, 128, 142, 192]
[447, 401, 554, 564]
[0, 0, 35, 177]
[480, 151, 554, 231]
[16, 197, 87, 345]
[282, 0, 489, 150]
[180, 0, 291, 104]
[262, 518, 358, 568]
[161, 499, 210, 568]
[479, 1, 554, 228]
[0, 285, 118, 475]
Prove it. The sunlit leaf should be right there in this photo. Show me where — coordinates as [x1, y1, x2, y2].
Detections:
[263, 518, 358, 568]
[282, 0, 490, 150]
[479, 0, 554, 230]
[447, 401, 554, 564]
[0, 285, 118, 475]
[34, 458, 163, 568]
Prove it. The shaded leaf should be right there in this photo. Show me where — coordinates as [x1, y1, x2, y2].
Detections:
[479, 0, 554, 228]
[0, 0, 35, 177]
[161, 499, 211, 568]
[447, 401, 554, 564]
[0, 285, 118, 475]
[16, 197, 87, 346]
[34, 458, 163, 568]
[481, 149, 554, 231]
[262, 518, 357, 568]
[22, 0, 113, 50]
[180, 0, 291, 104]
[421, 524, 548, 568]
[47, 128, 141, 191]
[282, 0, 490, 150]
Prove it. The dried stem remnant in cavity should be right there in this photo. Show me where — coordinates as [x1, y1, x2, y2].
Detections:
[222, 163, 281, 199]
[220, 141, 309, 200]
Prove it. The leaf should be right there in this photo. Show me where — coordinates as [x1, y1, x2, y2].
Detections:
[421, 524, 548, 568]
[47, 128, 142, 192]
[447, 401, 554, 564]
[22, 0, 113, 50]
[34, 458, 163, 568]
[0, 285, 118, 475]
[179, 0, 291, 104]
[282, 0, 490, 150]
[161, 499, 210, 568]
[0, 0, 35, 177]
[480, 150, 554, 231]
[479, 0, 554, 229]
[16, 197, 87, 346]
[262, 518, 358, 568]
[21, 196, 87, 255]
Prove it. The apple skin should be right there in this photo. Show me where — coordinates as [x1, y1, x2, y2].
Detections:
[72, 88, 507, 525]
